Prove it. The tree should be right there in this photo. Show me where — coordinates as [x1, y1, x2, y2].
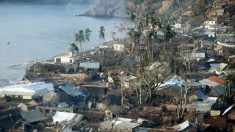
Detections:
[128, 28, 141, 54]
[69, 43, 79, 56]
[140, 62, 171, 103]
[127, 9, 136, 21]
[85, 28, 92, 41]
[132, 0, 144, 5]
[75, 30, 85, 53]
[99, 26, 105, 44]
[144, 29, 157, 62]
[176, 82, 188, 121]
[223, 72, 235, 105]
[163, 23, 176, 42]
[143, 8, 155, 27]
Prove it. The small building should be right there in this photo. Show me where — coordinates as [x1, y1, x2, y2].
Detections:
[20, 110, 49, 131]
[17, 103, 28, 111]
[214, 41, 235, 55]
[99, 40, 124, 52]
[227, 55, 235, 65]
[52, 111, 89, 131]
[54, 53, 76, 64]
[0, 82, 54, 100]
[99, 118, 140, 132]
[215, 9, 224, 16]
[43, 91, 59, 102]
[113, 43, 125, 52]
[204, 21, 216, 30]
[58, 85, 89, 101]
[82, 83, 108, 98]
[181, 51, 206, 61]
[204, 31, 215, 38]
[190, 52, 206, 61]
[199, 76, 225, 96]
[120, 75, 139, 91]
[79, 57, 101, 70]
[174, 23, 182, 29]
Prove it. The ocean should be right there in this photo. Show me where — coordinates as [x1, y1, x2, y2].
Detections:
[0, 3, 128, 87]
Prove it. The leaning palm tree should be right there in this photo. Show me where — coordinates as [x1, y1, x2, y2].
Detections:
[69, 43, 79, 56]
[99, 26, 105, 44]
[75, 30, 85, 53]
[85, 28, 92, 41]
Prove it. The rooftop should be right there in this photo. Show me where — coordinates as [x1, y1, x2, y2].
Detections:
[21, 110, 48, 123]
[207, 76, 225, 84]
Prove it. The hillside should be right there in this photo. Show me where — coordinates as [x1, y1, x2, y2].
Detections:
[84, 0, 234, 27]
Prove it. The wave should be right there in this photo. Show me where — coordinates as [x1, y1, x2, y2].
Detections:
[7, 61, 34, 70]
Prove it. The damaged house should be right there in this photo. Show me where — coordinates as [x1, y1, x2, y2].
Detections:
[0, 82, 54, 101]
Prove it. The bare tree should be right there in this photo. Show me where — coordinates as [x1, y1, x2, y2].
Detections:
[140, 62, 171, 103]
[176, 81, 189, 120]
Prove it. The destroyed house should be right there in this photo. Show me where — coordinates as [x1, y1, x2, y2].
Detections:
[20, 110, 49, 131]
[0, 82, 54, 100]
[199, 76, 225, 96]
[78, 57, 101, 71]
[58, 86, 89, 101]
[120, 75, 139, 91]
[82, 83, 108, 98]
[99, 119, 140, 132]
[52, 111, 89, 131]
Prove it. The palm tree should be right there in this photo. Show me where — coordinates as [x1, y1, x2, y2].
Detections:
[85, 28, 92, 41]
[128, 28, 141, 54]
[75, 30, 85, 53]
[127, 9, 136, 21]
[145, 29, 156, 61]
[143, 8, 155, 27]
[163, 23, 175, 42]
[223, 72, 235, 105]
[99, 26, 105, 44]
[69, 43, 79, 56]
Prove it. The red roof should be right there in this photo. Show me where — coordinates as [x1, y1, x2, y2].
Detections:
[208, 76, 225, 84]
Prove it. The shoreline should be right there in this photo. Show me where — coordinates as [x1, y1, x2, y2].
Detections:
[76, 14, 128, 19]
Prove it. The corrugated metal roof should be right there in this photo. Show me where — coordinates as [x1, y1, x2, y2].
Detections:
[58, 86, 86, 97]
[222, 104, 235, 116]
[0, 82, 54, 97]
[53, 111, 84, 126]
[80, 62, 100, 69]
[21, 110, 48, 123]
[199, 76, 225, 87]
[208, 76, 225, 84]
[173, 120, 190, 131]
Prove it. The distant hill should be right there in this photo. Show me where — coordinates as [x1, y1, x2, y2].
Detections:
[82, 0, 127, 17]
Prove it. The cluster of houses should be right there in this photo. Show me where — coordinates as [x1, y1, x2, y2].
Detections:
[0, 30, 234, 131]
[0, 0, 234, 131]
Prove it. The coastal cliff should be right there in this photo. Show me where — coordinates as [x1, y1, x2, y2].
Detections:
[82, 0, 127, 17]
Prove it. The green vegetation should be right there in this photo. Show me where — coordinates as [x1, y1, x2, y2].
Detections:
[69, 43, 79, 55]
[75, 30, 85, 53]
[85, 28, 92, 41]
[99, 26, 105, 44]
[74, 28, 92, 54]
